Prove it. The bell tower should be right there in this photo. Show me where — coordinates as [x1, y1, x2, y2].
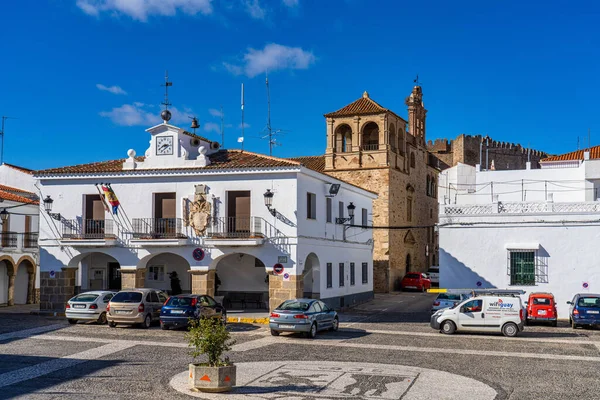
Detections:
[405, 85, 427, 144]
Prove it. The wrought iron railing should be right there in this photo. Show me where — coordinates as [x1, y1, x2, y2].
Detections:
[207, 217, 274, 239]
[444, 201, 600, 216]
[23, 232, 38, 248]
[0, 232, 18, 248]
[62, 219, 115, 239]
[361, 144, 380, 151]
[132, 218, 186, 239]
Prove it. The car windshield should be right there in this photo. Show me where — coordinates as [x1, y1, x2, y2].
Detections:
[578, 297, 600, 308]
[533, 297, 552, 305]
[111, 292, 143, 303]
[405, 273, 420, 279]
[437, 294, 461, 301]
[71, 294, 99, 302]
[166, 297, 194, 307]
[278, 300, 311, 311]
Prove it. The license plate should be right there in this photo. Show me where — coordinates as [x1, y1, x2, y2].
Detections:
[73, 304, 85, 309]
[279, 324, 295, 329]
[406, 286, 416, 289]
[538, 310, 546, 315]
[171, 310, 185, 314]
[587, 310, 600, 314]
[115, 310, 129, 314]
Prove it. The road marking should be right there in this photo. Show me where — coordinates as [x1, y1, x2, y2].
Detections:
[0, 341, 135, 388]
[230, 337, 276, 352]
[0, 324, 64, 342]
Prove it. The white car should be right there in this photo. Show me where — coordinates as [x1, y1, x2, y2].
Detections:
[66, 291, 115, 325]
[427, 267, 439, 286]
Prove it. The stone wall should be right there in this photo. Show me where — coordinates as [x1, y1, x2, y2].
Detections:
[269, 273, 303, 311]
[39, 268, 76, 311]
[190, 270, 215, 297]
[121, 269, 145, 289]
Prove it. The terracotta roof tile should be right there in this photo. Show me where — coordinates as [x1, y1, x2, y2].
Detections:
[289, 155, 326, 173]
[2, 163, 33, 174]
[0, 184, 35, 196]
[542, 145, 600, 162]
[0, 190, 38, 204]
[181, 130, 213, 143]
[324, 92, 407, 122]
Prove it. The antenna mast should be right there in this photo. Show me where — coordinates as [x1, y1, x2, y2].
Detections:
[0, 116, 16, 165]
[240, 83, 245, 151]
[266, 73, 273, 155]
[160, 71, 173, 123]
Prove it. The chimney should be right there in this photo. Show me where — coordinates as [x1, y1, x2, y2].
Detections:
[584, 151, 590, 161]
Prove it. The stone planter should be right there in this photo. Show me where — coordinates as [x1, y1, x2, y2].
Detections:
[189, 364, 236, 393]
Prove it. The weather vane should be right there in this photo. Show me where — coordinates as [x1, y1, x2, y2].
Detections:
[160, 70, 173, 122]
[413, 74, 420, 86]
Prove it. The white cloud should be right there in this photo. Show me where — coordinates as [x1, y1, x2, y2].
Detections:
[282, 0, 298, 7]
[76, 0, 213, 22]
[204, 122, 221, 133]
[96, 83, 127, 95]
[209, 108, 223, 118]
[244, 0, 266, 19]
[100, 103, 193, 126]
[225, 43, 315, 78]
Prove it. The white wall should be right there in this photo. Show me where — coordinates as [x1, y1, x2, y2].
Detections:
[215, 253, 268, 293]
[144, 253, 191, 292]
[0, 164, 36, 193]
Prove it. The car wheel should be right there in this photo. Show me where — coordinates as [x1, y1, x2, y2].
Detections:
[524, 318, 529, 326]
[502, 322, 519, 337]
[67, 319, 77, 325]
[160, 322, 169, 330]
[141, 314, 152, 329]
[421, 285, 425, 293]
[108, 321, 117, 328]
[97, 312, 107, 325]
[441, 320, 456, 335]
[572, 320, 578, 329]
[306, 323, 317, 339]
[270, 330, 280, 336]
[331, 317, 339, 332]
[551, 320, 558, 327]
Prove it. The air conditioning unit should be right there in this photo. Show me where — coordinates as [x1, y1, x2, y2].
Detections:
[210, 142, 221, 150]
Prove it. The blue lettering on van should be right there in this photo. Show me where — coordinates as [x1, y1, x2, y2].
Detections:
[489, 299, 513, 309]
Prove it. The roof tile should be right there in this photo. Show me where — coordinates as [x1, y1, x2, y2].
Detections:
[542, 145, 600, 162]
[0, 190, 38, 204]
[324, 92, 407, 122]
[289, 155, 326, 173]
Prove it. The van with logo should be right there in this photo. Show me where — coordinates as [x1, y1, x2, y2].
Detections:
[430, 290, 525, 337]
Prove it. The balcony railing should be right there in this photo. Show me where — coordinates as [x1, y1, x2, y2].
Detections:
[132, 218, 186, 239]
[361, 144, 380, 151]
[23, 232, 38, 248]
[443, 201, 600, 216]
[207, 217, 275, 239]
[0, 232, 18, 248]
[0, 232, 39, 250]
[62, 219, 115, 240]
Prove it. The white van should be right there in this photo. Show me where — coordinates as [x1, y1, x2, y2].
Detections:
[430, 291, 525, 337]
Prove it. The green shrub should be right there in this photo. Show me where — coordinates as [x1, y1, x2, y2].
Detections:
[186, 317, 236, 367]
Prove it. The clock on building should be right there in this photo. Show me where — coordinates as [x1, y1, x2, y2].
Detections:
[156, 136, 173, 155]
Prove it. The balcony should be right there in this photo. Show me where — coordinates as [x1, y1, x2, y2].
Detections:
[205, 217, 270, 246]
[0, 232, 17, 249]
[0, 232, 39, 252]
[361, 144, 381, 151]
[130, 218, 188, 246]
[60, 219, 117, 247]
[23, 233, 38, 249]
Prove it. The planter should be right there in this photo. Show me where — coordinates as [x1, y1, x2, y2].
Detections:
[189, 364, 236, 393]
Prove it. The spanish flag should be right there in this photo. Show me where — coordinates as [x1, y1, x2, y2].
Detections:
[101, 185, 120, 215]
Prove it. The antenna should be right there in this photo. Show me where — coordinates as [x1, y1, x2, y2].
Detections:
[588, 128, 591, 151]
[413, 74, 420, 85]
[261, 73, 287, 156]
[0, 116, 17, 165]
[220, 105, 224, 148]
[240, 83, 245, 151]
[160, 71, 173, 122]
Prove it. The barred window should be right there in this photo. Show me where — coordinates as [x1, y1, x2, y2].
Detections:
[362, 262, 368, 284]
[350, 262, 355, 286]
[339, 263, 345, 287]
[326, 197, 332, 223]
[507, 250, 547, 285]
[326, 263, 332, 288]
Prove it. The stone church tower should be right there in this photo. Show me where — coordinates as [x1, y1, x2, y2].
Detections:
[323, 86, 439, 292]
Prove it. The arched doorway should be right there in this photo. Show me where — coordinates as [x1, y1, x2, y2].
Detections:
[335, 124, 352, 152]
[14, 262, 29, 305]
[302, 253, 320, 299]
[0, 259, 10, 305]
[75, 252, 121, 292]
[144, 253, 191, 294]
[215, 253, 268, 309]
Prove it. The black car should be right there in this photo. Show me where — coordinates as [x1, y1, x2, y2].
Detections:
[160, 294, 226, 330]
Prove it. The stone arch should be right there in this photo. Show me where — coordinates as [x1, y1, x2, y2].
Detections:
[213, 252, 269, 309]
[0, 256, 14, 305]
[141, 252, 192, 294]
[15, 258, 34, 305]
[334, 124, 352, 153]
[67, 251, 123, 292]
[0, 255, 16, 276]
[398, 126, 405, 154]
[388, 123, 396, 151]
[302, 253, 320, 299]
[362, 121, 379, 150]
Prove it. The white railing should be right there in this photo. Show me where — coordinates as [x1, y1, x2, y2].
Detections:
[443, 201, 600, 215]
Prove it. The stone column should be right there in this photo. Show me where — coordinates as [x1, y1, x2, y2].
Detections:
[325, 118, 335, 154]
[269, 273, 303, 311]
[353, 117, 361, 152]
[121, 268, 146, 289]
[26, 266, 35, 304]
[7, 274, 15, 306]
[190, 270, 215, 297]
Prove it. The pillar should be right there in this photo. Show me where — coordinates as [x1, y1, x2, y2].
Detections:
[121, 268, 146, 289]
[268, 273, 303, 311]
[39, 268, 76, 311]
[7, 274, 15, 306]
[353, 116, 361, 152]
[190, 270, 215, 297]
[26, 265, 35, 304]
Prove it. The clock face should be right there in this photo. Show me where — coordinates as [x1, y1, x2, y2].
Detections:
[156, 136, 173, 155]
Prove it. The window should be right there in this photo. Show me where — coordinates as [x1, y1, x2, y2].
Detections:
[338, 201, 344, 221]
[461, 300, 483, 313]
[307, 192, 316, 220]
[326, 197, 332, 223]
[362, 262, 368, 284]
[148, 265, 165, 282]
[350, 262, 355, 286]
[313, 302, 322, 312]
[407, 197, 413, 222]
[339, 263, 345, 287]
[410, 152, 416, 168]
[149, 291, 160, 303]
[362, 208, 368, 227]
[318, 301, 330, 312]
[509, 251, 535, 285]
[326, 263, 333, 288]
[426, 176, 431, 196]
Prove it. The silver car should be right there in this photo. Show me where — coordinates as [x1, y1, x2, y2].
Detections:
[269, 299, 338, 338]
[431, 293, 470, 313]
[66, 291, 115, 324]
[107, 288, 168, 328]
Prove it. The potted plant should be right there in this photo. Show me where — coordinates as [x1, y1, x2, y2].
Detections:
[186, 317, 236, 392]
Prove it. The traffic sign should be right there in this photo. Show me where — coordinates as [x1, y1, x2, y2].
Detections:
[583, 282, 589, 289]
[273, 264, 284, 275]
[192, 248, 205, 261]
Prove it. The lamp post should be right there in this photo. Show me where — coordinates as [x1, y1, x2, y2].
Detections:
[263, 189, 276, 217]
[0, 208, 8, 224]
[43, 195, 61, 221]
[336, 202, 356, 241]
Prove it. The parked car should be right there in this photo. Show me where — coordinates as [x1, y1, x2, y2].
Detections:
[269, 299, 338, 338]
[160, 294, 227, 330]
[567, 293, 600, 329]
[66, 291, 115, 324]
[106, 288, 168, 328]
[427, 267, 440, 287]
[525, 292, 557, 326]
[431, 292, 470, 313]
[400, 272, 431, 292]
[431, 292, 525, 337]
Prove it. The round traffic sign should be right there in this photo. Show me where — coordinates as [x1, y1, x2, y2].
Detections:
[476, 281, 482, 287]
[583, 282, 589, 289]
[273, 264, 284, 275]
[192, 248, 205, 261]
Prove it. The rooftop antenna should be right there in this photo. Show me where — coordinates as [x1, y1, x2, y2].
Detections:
[577, 136, 580, 150]
[261, 72, 287, 156]
[240, 83, 245, 151]
[588, 128, 591, 151]
[220, 105, 224, 148]
[0, 116, 16, 165]
[160, 70, 173, 123]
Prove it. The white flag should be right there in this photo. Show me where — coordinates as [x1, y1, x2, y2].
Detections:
[237, 137, 244, 143]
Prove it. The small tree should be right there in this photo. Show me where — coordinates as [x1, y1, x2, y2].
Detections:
[186, 317, 236, 367]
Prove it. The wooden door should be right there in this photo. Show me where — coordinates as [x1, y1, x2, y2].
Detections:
[227, 191, 250, 233]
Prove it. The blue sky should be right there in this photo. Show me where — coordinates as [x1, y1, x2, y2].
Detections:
[1, 0, 599, 169]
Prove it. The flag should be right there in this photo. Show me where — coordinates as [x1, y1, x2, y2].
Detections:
[101, 185, 120, 215]
[95, 184, 110, 213]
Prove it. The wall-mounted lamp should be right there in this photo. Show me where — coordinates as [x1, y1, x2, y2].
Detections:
[43, 195, 61, 221]
[0, 209, 8, 224]
[336, 202, 356, 224]
[263, 189, 276, 216]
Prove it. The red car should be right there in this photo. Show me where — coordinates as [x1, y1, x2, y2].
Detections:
[526, 292, 557, 326]
[400, 273, 431, 292]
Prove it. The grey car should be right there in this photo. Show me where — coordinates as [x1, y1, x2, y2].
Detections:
[269, 299, 338, 338]
[107, 288, 168, 328]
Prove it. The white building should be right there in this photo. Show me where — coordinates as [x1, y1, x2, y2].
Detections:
[0, 163, 39, 306]
[439, 146, 600, 317]
[35, 120, 376, 312]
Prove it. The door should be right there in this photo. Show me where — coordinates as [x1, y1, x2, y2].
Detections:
[85, 195, 105, 237]
[199, 295, 218, 319]
[457, 299, 485, 331]
[90, 269, 104, 290]
[227, 191, 250, 234]
[318, 301, 334, 328]
[154, 193, 176, 237]
[108, 262, 121, 290]
[149, 291, 161, 320]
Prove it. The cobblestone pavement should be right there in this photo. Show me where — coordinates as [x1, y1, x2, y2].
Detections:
[2, 293, 600, 399]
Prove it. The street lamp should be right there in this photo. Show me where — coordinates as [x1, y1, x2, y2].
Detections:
[0, 209, 8, 224]
[43, 195, 61, 221]
[336, 202, 356, 224]
[263, 189, 276, 216]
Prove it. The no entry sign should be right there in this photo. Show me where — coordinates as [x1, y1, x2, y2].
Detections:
[273, 264, 284, 275]
[192, 248, 205, 261]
